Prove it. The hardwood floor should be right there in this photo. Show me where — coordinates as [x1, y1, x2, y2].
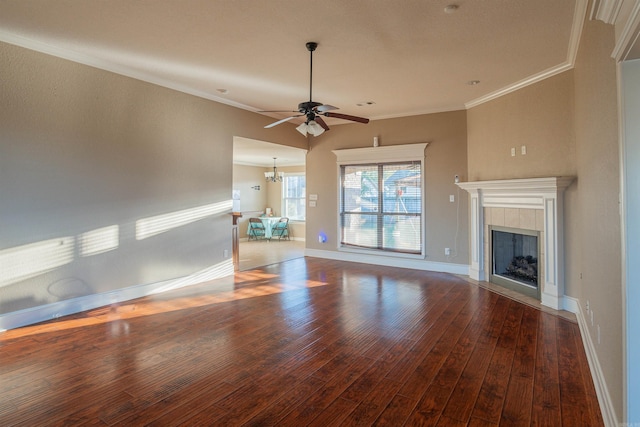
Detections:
[239, 239, 305, 271]
[0, 257, 603, 426]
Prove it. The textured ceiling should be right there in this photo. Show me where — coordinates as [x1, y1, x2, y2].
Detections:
[0, 1, 583, 164]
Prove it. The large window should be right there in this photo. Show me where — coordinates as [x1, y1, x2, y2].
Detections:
[283, 174, 306, 221]
[340, 161, 422, 254]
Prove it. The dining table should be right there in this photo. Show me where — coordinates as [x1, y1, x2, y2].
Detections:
[248, 216, 281, 239]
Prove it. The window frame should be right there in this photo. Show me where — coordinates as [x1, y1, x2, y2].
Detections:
[333, 143, 428, 259]
[281, 172, 306, 222]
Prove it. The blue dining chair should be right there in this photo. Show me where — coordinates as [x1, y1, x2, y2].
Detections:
[271, 217, 290, 241]
[248, 217, 267, 240]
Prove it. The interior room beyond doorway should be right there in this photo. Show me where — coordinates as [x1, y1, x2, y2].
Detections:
[233, 137, 307, 270]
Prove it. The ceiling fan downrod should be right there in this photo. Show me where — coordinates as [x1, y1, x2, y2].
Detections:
[306, 42, 317, 103]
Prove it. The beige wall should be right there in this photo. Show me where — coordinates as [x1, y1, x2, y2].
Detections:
[306, 111, 469, 264]
[573, 16, 622, 418]
[467, 14, 622, 420]
[467, 71, 576, 181]
[0, 41, 302, 315]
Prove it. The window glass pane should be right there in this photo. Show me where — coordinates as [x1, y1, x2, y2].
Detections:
[340, 161, 421, 254]
[382, 163, 421, 214]
[284, 174, 306, 221]
[341, 213, 378, 248]
[342, 165, 378, 213]
[382, 215, 421, 252]
[286, 175, 305, 198]
[285, 198, 306, 220]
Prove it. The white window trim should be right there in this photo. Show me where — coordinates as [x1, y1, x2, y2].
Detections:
[332, 143, 428, 258]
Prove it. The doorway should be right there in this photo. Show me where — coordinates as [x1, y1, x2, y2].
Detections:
[232, 137, 307, 270]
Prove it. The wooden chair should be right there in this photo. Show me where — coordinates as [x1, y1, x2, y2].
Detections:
[271, 217, 290, 241]
[248, 217, 267, 240]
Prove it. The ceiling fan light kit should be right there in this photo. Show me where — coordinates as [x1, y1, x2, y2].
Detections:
[296, 120, 325, 136]
[264, 42, 369, 136]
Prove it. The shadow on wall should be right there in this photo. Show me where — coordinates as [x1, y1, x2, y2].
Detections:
[0, 200, 233, 314]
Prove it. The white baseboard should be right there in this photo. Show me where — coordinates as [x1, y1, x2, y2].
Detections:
[562, 294, 581, 313]
[304, 248, 469, 275]
[568, 296, 618, 427]
[0, 260, 234, 332]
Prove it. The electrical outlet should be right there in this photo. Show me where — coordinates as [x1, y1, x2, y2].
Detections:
[449, 195, 455, 203]
[521, 145, 527, 155]
[223, 249, 229, 258]
[586, 300, 590, 313]
[511, 147, 516, 157]
[445, 248, 451, 256]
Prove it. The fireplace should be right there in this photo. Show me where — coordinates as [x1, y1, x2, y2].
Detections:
[456, 177, 574, 310]
[489, 226, 540, 298]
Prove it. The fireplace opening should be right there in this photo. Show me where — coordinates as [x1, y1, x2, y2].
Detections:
[490, 226, 540, 298]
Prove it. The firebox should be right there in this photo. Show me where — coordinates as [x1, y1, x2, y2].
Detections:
[489, 225, 540, 298]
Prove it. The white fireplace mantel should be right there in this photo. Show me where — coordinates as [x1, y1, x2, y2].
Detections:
[457, 177, 574, 310]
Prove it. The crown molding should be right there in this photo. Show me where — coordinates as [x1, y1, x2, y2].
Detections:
[466, 0, 587, 110]
[591, 0, 624, 24]
[368, 104, 466, 122]
[464, 62, 574, 109]
[610, 0, 640, 60]
[0, 30, 260, 113]
[590, 0, 640, 62]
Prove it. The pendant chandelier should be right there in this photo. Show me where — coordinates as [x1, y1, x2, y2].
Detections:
[264, 157, 284, 182]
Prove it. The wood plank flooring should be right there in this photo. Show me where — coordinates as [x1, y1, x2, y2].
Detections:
[0, 257, 603, 426]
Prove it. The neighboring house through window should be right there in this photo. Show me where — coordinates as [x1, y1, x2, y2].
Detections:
[334, 143, 427, 257]
[340, 161, 421, 253]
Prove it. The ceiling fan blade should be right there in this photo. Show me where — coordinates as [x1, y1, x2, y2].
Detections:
[258, 110, 299, 113]
[324, 112, 370, 124]
[316, 104, 338, 113]
[264, 115, 301, 129]
[314, 116, 330, 131]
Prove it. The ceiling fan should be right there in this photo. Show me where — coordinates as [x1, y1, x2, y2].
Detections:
[263, 42, 370, 136]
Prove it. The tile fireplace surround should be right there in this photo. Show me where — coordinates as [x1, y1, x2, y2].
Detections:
[457, 177, 574, 310]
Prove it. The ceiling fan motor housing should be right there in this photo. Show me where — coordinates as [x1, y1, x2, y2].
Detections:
[298, 101, 322, 112]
